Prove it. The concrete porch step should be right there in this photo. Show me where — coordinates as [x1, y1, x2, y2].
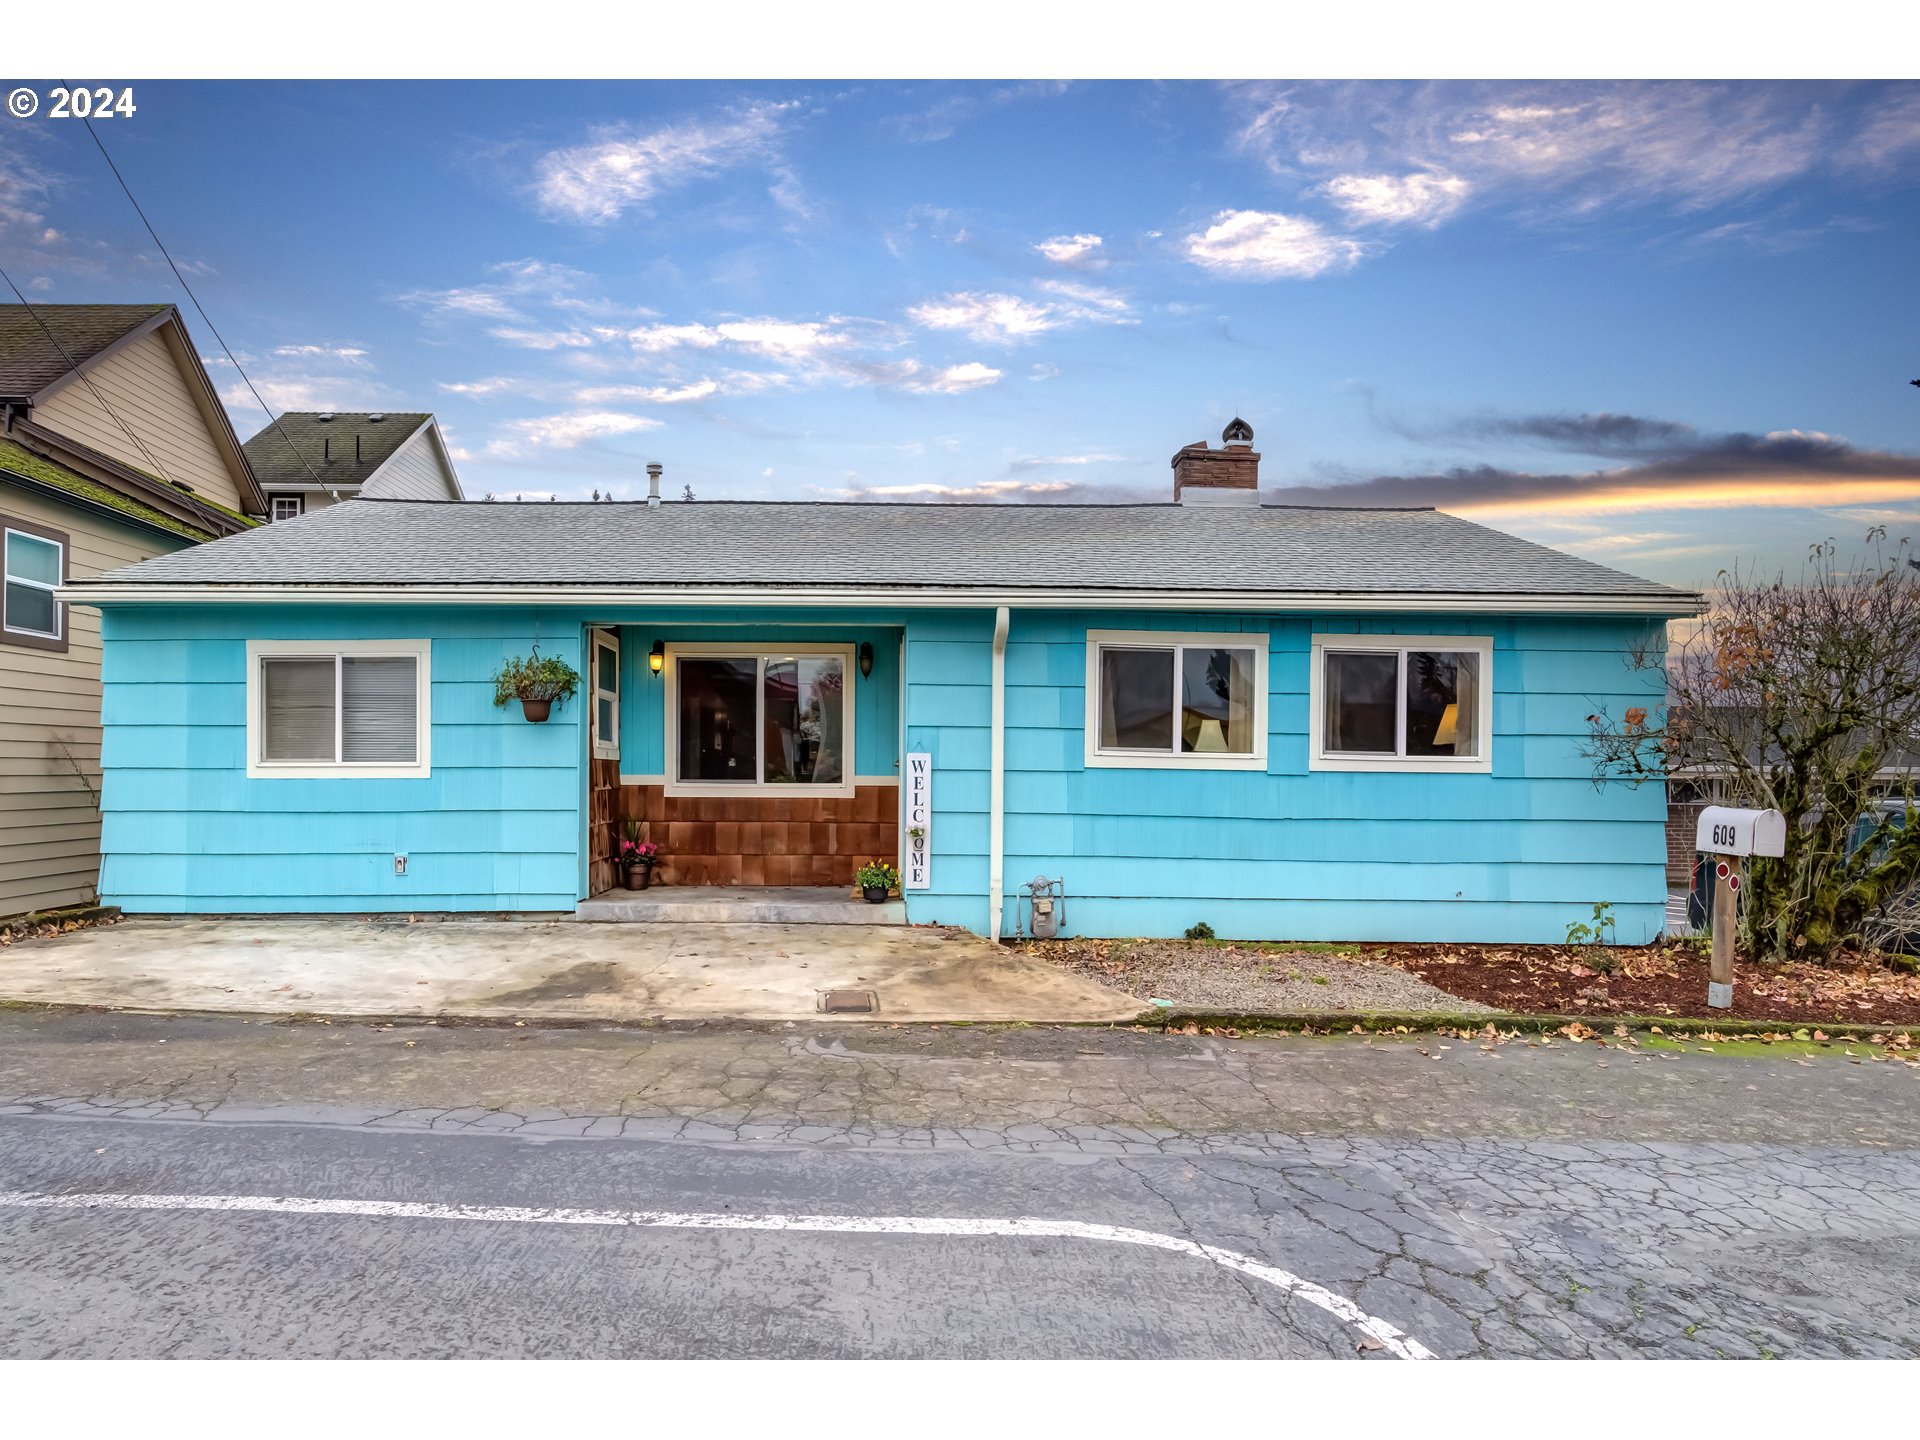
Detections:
[576, 885, 907, 926]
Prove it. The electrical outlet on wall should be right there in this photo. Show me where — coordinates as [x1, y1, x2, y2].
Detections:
[394, 854, 408, 877]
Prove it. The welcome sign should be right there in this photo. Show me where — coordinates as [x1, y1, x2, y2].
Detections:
[905, 752, 932, 889]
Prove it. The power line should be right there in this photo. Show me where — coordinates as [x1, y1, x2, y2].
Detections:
[0, 262, 182, 489]
[74, 102, 335, 499]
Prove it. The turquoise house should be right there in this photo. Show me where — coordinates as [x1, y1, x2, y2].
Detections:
[62, 423, 1701, 944]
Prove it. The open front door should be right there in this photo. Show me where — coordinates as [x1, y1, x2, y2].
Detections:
[587, 627, 621, 895]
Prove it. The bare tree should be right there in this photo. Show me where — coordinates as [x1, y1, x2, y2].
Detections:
[1584, 530, 1920, 962]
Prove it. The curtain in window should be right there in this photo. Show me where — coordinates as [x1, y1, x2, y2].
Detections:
[341, 656, 418, 763]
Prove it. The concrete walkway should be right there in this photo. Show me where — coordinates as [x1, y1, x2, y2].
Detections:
[0, 917, 1143, 1025]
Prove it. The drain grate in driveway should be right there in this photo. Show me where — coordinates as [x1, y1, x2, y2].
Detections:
[820, 989, 877, 1014]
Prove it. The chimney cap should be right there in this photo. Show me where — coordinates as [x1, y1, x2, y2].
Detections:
[1223, 416, 1254, 447]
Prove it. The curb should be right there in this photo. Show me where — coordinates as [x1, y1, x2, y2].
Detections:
[1135, 1007, 1910, 1041]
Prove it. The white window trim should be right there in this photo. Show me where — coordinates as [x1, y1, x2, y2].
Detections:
[1309, 633, 1494, 774]
[269, 494, 305, 522]
[589, 627, 620, 761]
[3, 527, 64, 641]
[245, 638, 432, 780]
[1083, 628, 1269, 772]
[664, 640, 857, 799]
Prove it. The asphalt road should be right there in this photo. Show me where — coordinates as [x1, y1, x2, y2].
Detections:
[2, 1013, 1918, 1358]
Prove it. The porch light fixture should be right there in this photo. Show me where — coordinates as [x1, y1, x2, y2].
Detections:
[858, 642, 873, 679]
[649, 640, 665, 675]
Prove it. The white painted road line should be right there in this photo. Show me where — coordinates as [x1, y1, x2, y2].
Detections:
[0, 1189, 1434, 1359]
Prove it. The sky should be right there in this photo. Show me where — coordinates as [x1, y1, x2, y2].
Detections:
[4, 78, 1919, 587]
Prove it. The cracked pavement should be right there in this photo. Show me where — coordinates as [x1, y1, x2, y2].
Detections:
[1, 1010, 1916, 1358]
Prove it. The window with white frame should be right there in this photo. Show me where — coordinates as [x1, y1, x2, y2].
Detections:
[1084, 630, 1267, 770]
[246, 639, 431, 779]
[589, 628, 620, 760]
[1310, 634, 1493, 773]
[666, 642, 853, 796]
[269, 494, 305, 522]
[3, 518, 66, 651]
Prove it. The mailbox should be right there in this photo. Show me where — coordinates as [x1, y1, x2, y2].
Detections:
[1695, 805, 1787, 858]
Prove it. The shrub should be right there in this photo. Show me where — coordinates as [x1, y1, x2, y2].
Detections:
[1183, 922, 1216, 941]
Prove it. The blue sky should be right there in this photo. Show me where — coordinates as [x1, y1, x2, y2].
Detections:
[5, 78, 1919, 586]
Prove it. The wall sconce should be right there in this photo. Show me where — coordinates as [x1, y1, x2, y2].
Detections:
[858, 641, 874, 679]
[649, 640, 665, 675]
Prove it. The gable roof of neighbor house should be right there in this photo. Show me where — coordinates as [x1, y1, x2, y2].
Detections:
[67, 496, 1703, 614]
[0, 303, 265, 528]
[243, 412, 437, 488]
[0, 303, 174, 399]
[0, 435, 221, 543]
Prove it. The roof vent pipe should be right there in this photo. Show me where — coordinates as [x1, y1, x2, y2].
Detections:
[646, 461, 663, 510]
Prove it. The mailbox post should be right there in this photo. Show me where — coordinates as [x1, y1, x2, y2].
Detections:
[1693, 806, 1787, 1009]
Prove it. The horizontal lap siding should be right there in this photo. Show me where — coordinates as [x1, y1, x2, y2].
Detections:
[909, 610, 1670, 944]
[98, 605, 586, 913]
[0, 480, 189, 917]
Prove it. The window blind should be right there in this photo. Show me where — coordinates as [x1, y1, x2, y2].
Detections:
[261, 658, 336, 761]
[341, 656, 418, 763]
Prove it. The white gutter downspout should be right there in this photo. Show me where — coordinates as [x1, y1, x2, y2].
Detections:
[988, 605, 1009, 941]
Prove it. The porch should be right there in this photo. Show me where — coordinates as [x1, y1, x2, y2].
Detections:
[577, 884, 906, 925]
[583, 621, 905, 897]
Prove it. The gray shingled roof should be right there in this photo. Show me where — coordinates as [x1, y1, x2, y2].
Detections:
[0, 304, 170, 399]
[81, 497, 1698, 606]
[243, 412, 432, 487]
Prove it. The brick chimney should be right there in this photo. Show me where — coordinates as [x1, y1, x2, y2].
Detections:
[1172, 417, 1260, 505]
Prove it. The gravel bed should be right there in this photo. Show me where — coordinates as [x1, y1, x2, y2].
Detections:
[1032, 939, 1493, 1014]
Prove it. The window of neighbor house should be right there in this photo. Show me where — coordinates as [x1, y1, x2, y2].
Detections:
[1312, 634, 1492, 773]
[667, 644, 852, 796]
[2, 520, 66, 650]
[246, 639, 430, 779]
[1084, 630, 1267, 770]
[270, 495, 305, 522]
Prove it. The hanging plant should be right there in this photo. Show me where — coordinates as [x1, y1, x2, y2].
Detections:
[492, 652, 581, 723]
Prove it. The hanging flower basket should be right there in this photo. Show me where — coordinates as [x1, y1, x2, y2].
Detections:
[491, 653, 580, 724]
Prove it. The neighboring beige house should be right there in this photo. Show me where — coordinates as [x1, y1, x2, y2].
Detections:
[1, 303, 262, 918]
[244, 411, 463, 521]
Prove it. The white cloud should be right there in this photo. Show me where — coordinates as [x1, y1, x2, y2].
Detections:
[439, 377, 517, 398]
[1029, 363, 1060, 381]
[714, 318, 850, 362]
[487, 327, 598, 350]
[909, 284, 1133, 344]
[487, 410, 663, 457]
[904, 361, 1002, 394]
[1323, 171, 1470, 227]
[272, 343, 372, 365]
[909, 292, 1058, 343]
[534, 103, 793, 223]
[573, 380, 721, 404]
[824, 478, 1075, 501]
[1034, 233, 1104, 266]
[1011, 452, 1126, 470]
[1230, 81, 1869, 226]
[1182, 209, 1367, 279]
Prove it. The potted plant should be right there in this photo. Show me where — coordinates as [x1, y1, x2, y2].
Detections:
[616, 822, 661, 891]
[854, 859, 900, 904]
[492, 652, 580, 723]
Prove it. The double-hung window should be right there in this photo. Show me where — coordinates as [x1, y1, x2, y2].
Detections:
[1311, 634, 1492, 773]
[589, 628, 620, 761]
[246, 639, 431, 779]
[1084, 630, 1267, 770]
[2, 517, 67, 652]
[666, 642, 854, 797]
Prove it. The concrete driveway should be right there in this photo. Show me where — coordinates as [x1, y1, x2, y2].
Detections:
[0, 917, 1144, 1025]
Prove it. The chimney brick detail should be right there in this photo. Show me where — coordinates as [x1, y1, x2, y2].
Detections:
[1172, 443, 1260, 501]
